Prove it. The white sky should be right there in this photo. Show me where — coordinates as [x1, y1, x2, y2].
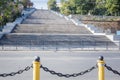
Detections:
[31, 0, 60, 9]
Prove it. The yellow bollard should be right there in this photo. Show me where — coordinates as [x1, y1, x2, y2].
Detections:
[33, 56, 40, 80]
[97, 56, 105, 80]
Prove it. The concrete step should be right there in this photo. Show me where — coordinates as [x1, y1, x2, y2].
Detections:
[0, 34, 117, 49]
[12, 24, 92, 34]
[0, 33, 114, 43]
[22, 19, 72, 24]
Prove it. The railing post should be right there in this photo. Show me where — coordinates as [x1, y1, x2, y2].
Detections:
[94, 41, 96, 50]
[56, 41, 58, 51]
[2, 43, 4, 50]
[16, 41, 18, 50]
[43, 41, 44, 51]
[30, 40, 32, 50]
[119, 40, 120, 50]
[97, 56, 105, 80]
[33, 56, 40, 80]
[106, 42, 108, 50]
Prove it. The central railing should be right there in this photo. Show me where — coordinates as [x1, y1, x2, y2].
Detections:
[0, 41, 120, 51]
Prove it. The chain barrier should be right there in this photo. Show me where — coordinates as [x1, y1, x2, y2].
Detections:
[0, 64, 33, 77]
[105, 64, 120, 76]
[1, 58, 120, 78]
[0, 63, 97, 78]
[40, 64, 97, 78]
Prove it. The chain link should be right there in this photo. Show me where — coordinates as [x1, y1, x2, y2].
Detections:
[105, 64, 120, 76]
[0, 64, 33, 77]
[40, 64, 97, 78]
[0, 63, 97, 78]
[1, 60, 120, 78]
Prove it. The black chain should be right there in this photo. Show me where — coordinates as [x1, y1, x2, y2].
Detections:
[0, 63, 98, 78]
[0, 65, 33, 77]
[105, 64, 120, 76]
[41, 64, 97, 78]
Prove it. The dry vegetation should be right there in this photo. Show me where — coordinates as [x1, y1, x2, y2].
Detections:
[73, 15, 120, 33]
[82, 20, 120, 33]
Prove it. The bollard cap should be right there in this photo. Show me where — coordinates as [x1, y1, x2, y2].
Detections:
[35, 56, 40, 62]
[99, 56, 104, 61]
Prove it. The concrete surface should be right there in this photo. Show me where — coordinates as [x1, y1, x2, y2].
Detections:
[0, 51, 120, 80]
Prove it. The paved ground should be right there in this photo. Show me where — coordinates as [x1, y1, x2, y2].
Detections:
[0, 51, 120, 80]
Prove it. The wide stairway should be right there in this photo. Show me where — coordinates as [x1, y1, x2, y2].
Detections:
[0, 10, 117, 50]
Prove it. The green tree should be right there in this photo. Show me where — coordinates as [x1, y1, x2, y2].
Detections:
[20, 0, 30, 8]
[60, 1, 72, 15]
[60, 0, 65, 4]
[0, 0, 25, 31]
[92, 0, 107, 15]
[60, 0, 96, 15]
[75, 0, 96, 14]
[59, 0, 92, 15]
[105, 0, 120, 16]
[47, 0, 58, 11]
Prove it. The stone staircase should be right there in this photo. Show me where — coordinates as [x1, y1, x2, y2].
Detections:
[12, 24, 91, 34]
[0, 9, 118, 50]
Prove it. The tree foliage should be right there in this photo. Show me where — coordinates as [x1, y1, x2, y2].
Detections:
[105, 0, 120, 16]
[59, 0, 120, 16]
[0, 0, 31, 31]
[47, 0, 58, 11]
[60, 1, 71, 15]
[20, 0, 31, 8]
